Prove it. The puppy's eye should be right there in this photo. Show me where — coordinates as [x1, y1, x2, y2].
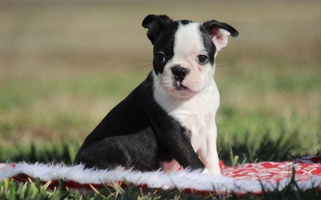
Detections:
[155, 53, 167, 63]
[197, 55, 209, 65]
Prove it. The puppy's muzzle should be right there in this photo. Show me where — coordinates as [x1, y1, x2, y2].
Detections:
[171, 66, 190, 82]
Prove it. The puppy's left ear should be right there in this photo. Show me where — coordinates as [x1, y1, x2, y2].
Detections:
[203, 20, 239, 51]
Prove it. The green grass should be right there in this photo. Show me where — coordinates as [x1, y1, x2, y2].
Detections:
[1, 177, 320, 200]
[0, 0, 320, 199]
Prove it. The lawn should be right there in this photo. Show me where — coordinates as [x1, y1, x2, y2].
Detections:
[0, 0, 320, 199]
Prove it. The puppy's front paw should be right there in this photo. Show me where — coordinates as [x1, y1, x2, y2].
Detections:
[162, 160, 183, 173]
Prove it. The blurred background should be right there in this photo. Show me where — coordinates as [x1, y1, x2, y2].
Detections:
[0, 0, 320, 163]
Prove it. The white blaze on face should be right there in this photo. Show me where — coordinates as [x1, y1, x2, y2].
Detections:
[174, 22, 204, 58]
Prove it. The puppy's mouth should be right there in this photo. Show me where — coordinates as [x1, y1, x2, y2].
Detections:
[173, 81, 189, 91]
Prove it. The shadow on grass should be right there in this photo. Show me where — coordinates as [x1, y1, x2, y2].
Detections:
[1, 133, 319, 167]
[219, 132, 320, 166]
[0, 143, 79, 165]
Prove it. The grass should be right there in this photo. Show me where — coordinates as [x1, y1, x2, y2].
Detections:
[0, 0, 320, 199]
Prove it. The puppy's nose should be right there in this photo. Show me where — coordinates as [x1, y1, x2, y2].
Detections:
[171, 66, 189, 82]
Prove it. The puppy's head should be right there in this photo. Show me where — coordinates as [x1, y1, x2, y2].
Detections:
[143, 15, 238, 99]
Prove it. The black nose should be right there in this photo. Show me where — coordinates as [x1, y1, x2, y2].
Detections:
[171, 66, 189, 82]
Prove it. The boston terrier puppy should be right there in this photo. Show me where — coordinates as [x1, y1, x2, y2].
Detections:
[75, 14, 238, 175]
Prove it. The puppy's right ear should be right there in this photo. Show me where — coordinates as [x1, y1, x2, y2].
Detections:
[142, 14, 172, 44]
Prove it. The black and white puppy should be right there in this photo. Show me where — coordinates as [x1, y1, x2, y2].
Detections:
[75, 14, 238, 175]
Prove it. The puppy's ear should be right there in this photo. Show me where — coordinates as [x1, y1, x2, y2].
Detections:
[203, 20, 239, 51]
[142, 14, 173, 44]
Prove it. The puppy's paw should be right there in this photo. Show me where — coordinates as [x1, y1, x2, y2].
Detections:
[162, 160, 183, 173]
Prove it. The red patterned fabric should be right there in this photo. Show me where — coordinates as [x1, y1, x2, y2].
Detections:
[222, 161, 321, 183]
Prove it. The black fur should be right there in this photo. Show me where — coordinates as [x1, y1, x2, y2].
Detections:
[199, 25, 216, 65]
[75, 73, 204, 170]
[143, 15, 179, 75]
[142, 15, 173, 45]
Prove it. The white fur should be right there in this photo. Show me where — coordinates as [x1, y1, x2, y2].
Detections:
[153, 22, 221, 174]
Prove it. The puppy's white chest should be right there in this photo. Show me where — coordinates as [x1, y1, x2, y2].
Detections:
[170, 95, 218, 151]
[155, 81, 220, 151]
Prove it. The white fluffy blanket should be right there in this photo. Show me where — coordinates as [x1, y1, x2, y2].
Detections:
[1, 156, 320, 195]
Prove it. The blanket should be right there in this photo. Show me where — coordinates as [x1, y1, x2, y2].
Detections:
[1, 156, 320, 195]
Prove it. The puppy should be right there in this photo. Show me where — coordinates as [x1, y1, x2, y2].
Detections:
[75, 14, 238, 174]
